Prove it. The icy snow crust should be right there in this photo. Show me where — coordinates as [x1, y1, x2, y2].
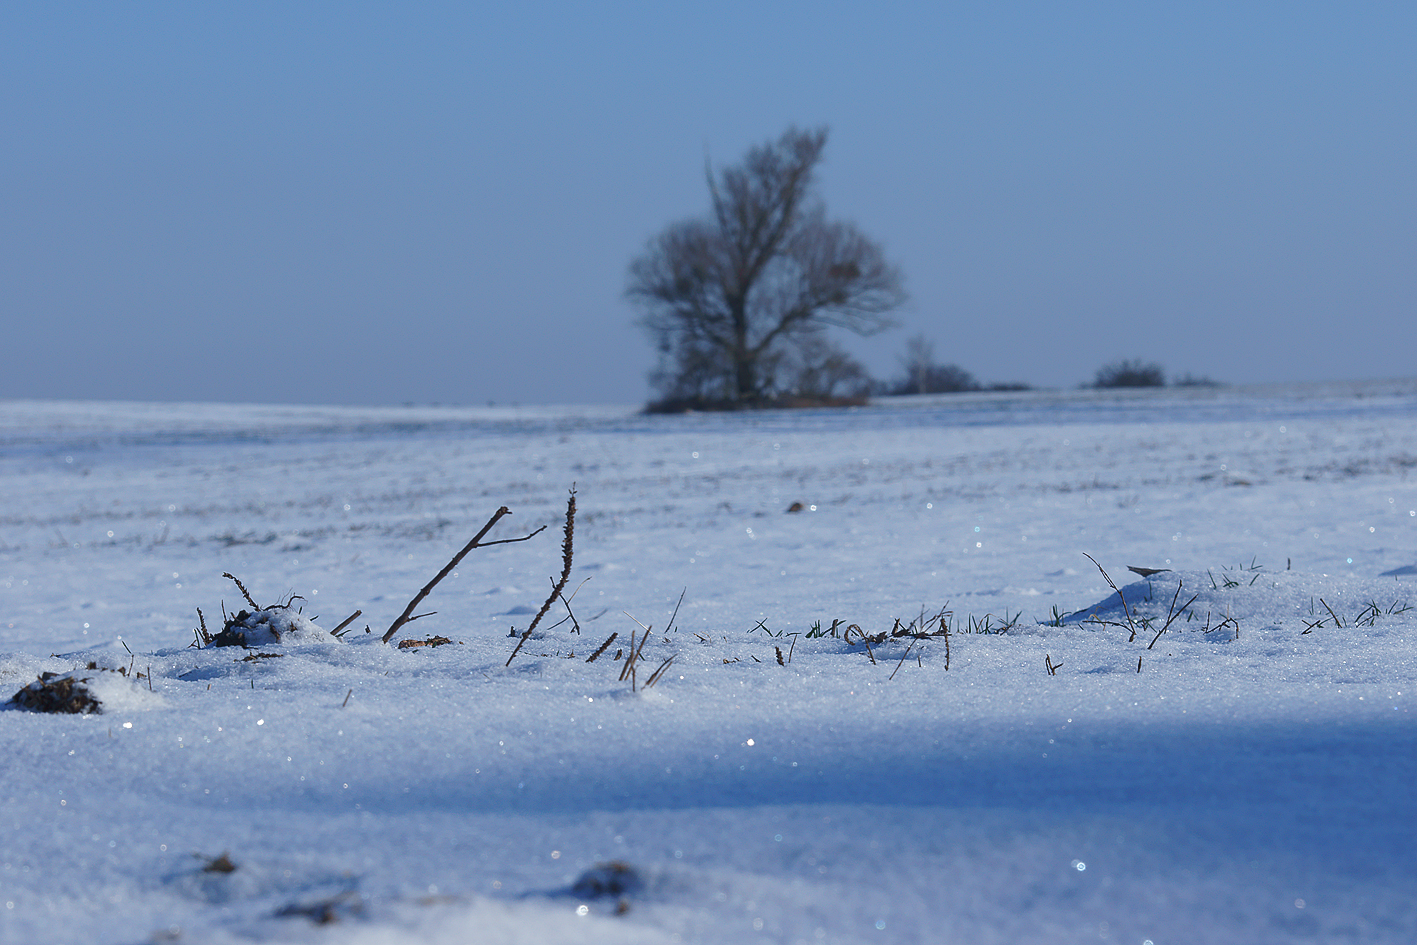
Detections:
[0, 381, 1415, 943]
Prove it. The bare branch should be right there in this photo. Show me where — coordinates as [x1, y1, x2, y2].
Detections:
[384, 506, 542, 645]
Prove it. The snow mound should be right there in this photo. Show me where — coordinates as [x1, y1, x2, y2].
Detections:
[6, 666, 163, 714]
[210, 606, 337, 647]
[1067, 566, 1415, 634]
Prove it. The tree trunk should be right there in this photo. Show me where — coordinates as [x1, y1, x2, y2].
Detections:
[731, 301, 755, 401]
[733, 346, 756, 401]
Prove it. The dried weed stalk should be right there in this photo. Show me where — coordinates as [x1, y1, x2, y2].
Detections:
[586, 632, 618, 663]
[506, 488, 576, 665]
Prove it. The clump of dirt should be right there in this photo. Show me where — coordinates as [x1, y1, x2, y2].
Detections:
[200, 852, 238, 874]
[395, 636, 455, 650]
[8, 672, 103, 714]
[275, 891, 363, 924]
[571, 861, 642, 898]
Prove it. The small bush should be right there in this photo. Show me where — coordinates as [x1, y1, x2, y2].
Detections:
[1092, 359, 1165, 388]
[897, 362, 980, 395]
[1173, 373, 1222, 388]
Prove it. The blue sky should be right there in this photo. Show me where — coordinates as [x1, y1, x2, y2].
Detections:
[3, 2, 1413, 405]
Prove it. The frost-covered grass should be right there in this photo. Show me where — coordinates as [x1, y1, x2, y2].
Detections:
[1, 380, 1415, 943]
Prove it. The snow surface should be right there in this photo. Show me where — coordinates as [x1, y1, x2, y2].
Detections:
[1, 380, 1415, 943]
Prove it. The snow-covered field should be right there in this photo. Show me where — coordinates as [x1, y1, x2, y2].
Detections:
[2, 380, 1415, 944]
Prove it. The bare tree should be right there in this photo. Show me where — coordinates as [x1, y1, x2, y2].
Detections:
[885, 333, 980, 395]
[899, 333, 936, 395]
[628, 127, 905, 405]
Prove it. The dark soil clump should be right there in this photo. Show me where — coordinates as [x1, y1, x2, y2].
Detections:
[9, 672, 102, 714]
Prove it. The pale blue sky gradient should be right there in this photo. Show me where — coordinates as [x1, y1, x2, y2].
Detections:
[3, 2, 1413, 405]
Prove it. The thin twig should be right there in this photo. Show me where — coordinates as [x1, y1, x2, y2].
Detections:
[331, 610, 362, 637]
[505, 627, 534, 667]
[1083, 553, 1136, 640]
[551, 577, 594, 634]
[888, 639, 916, 681]
[386, 505, 543, 645]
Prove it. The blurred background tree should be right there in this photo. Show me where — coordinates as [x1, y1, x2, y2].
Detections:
[628, 127, 905, 408]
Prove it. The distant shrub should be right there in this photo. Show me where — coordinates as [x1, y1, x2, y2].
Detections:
[1092, 359, 1165, 389]
[893, 362, 980, 395]
[879, 334, 1032, 396]
[1173, 373, 1222, 388]
[883, 334, 978, 395]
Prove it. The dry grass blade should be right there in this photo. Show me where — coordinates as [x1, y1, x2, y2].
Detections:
[1083, 553, 1137, 640]
[664, 587, 687, 634]
[643, 655, 675, 688]
[888, 639, 916, 680]
[614, 618, 655, 689]
[1319, 598, 1345, 628]
[618, 615, 644, 676]
[619, 630, 637, 679]
[1149, 583, 1198, 650]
